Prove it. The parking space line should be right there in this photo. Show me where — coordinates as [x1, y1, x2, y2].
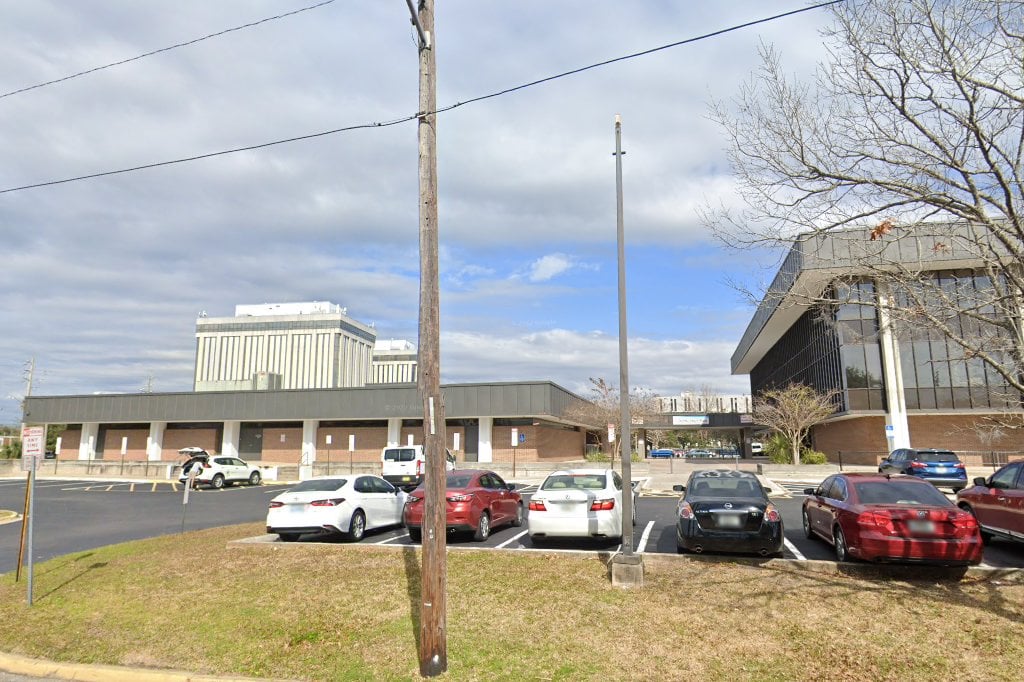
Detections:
[495, 530, 528, 549]
[784, 538, 807, 561]
[636, 521, 655, 553]
[375, 533, 409, 545]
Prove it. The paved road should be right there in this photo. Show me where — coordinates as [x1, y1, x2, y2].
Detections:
[3, 476, 1022, 573]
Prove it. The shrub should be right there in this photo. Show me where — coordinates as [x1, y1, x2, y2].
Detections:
[765, 433, 792, 464]
[585, 450, 610, 462]
[800, 449, 829, 465]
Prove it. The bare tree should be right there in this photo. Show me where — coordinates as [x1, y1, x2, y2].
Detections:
[708, 0, 1024, 403]
[753, 383, 839, 465]
[564, 378, 660, 459]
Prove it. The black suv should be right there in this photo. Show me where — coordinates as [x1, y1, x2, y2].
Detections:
[878, 448, 968, 492]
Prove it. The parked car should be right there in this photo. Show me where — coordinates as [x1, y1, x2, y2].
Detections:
[878, 448, 968, 491]
[266, 475, 406, 542]
[177, 447, 261, 488]
[672, 469, 783, 557]
[802, 473, 982, 565]
[750, 442, 764, 455]
[527, 468, 636, 544]
[649, 448, 674, 459]
[403, 469, 523, 542]
[685, 449, 716, 459]
[956, 460, 1024, 546]
[381, 444, 456, 489]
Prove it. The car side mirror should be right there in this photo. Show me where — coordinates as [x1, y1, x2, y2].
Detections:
[672, 484, 685, 492]
[972, 477, 987, 487]
[506, 483, 516, 491]
[803, 488, 817, 496]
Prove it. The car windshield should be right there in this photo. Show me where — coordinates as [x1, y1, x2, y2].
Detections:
[289, 478, 347, 492]
[854, 481, 953, 506]
[383, 448, 416, 462]
[687, 477, 761, 498]
[915, 451, 959, 463]
[445, 474, 475, 489]
[541, 474, 607, 490]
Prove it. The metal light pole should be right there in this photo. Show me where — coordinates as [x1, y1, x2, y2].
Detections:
[609, 115, 643, 587]
[406, 0, 448, 676]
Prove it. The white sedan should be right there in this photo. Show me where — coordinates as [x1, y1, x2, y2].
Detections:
[266, 475, 407, 542]
[527, 468, 636, 543]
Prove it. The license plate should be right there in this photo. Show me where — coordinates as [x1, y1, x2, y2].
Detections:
[401, 476, 411, 482]
[935, 467, 948, 474]
[717, 514, 743, 528]
[907, 520, 935, 533]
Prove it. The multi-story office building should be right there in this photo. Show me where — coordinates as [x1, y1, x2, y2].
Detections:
[732, 224, 1023, 463]
[371, 339, 418, 384]
[194, 302, 376, 392]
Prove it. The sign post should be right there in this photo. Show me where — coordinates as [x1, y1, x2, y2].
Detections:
[21, 425, 45, 605]
[510, 428, 518, 478]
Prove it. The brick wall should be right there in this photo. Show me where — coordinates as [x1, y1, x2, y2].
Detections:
[261, 426, 303, 462]
[490, 425, 584, 463]
[101, 428, 149, 461]
[316, 426, 388, 465]
[55, 427, 81, 459]
[164, 428, 219, 455]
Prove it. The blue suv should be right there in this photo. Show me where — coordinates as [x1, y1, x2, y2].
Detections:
[878, 448, 967, 492]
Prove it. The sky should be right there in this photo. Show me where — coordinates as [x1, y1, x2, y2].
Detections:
[0, 1, 837, 421]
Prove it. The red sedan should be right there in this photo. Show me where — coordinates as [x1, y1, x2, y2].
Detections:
[802, 473, 983, 565]
[403, 469, 524, 542]
[956, 460, 1024, 546]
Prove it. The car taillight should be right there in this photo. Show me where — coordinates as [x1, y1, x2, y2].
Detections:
[678, 501, 694, 520]
[446, 493, 474, 503]
[949, 510, 978, 530]
[909, 461, 927, 469]
[417, 460, 424, 477]
[310, 498, 345, 507]
[590, 498, 615, 511]
[857, 510, 896, 534]
[529, 499, 547, 512]
[764, 504, 781, 522]
[953, 462, 965, 469]
[268, 501, 284, 508]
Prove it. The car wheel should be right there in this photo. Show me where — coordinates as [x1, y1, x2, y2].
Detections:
[474, 511, 491, 541]
[211, 474, 225, 489]
[676, 543, 687, 554]
[278, 533, 300, 543]
[530, 535, 545, 547]
[951, 486, 963, 493]
[249, 471, 262, 486]
[345, 510, 366, 542]
[408, 527, 422, 543]
[512, 503, 524, 527]
[833, 525, 850, 562]
[802, 508, 814, 539]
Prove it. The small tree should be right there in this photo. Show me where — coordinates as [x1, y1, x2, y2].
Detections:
[564, 378, 660, 459]
[753, 383, 838, 465]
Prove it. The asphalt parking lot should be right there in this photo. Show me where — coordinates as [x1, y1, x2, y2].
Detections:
[2, 476, 1022, 575]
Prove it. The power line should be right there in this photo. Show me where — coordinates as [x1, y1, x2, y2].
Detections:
[0, 0, 336, 100]
[0, 0, 843, 195]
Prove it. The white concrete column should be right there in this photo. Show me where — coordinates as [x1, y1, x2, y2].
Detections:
[221, 420, 241, 459]
[146, 421, 166, 461]
[876, 279, 911, 450]
[477, 417, 493, 463]
[386, 418, 402, 447]
[301, 419, 318, 465]
[79, 422, 99, 460]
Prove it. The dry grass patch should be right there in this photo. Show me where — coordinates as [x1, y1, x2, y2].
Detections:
[0, 523, 1022, 681]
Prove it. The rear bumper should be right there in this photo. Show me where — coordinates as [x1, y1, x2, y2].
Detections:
[528, 512, 620, 538]
[853, 531, 983, 565]
[384, 474, 424, 488]
[914, 475, 968, 488]
[676, 521, 784, 555]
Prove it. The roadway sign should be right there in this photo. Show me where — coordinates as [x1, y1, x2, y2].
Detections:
[21, 425, 45, 472]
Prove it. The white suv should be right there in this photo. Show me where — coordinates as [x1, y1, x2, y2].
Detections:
[381, 445, 456, 489]
[178, 447, 262, 489]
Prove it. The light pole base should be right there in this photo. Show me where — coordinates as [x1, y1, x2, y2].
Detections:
[610, 552, 644, 589]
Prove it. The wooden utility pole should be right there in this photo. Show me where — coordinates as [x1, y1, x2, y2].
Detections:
[408, 0, 448, 676]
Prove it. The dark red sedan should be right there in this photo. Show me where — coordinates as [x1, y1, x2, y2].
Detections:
[802, 473, 983, 565]
[956, 460, 1024, 546]
[403, 469, 524, 542]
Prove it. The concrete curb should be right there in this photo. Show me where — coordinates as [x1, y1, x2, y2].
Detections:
[0, 651, 298, 682]
[0, 510, 21, 525]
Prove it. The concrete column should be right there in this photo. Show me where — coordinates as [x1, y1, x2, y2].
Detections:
[221, 420, 241, 459]
[477, 416, 493, 463]
[79, 422, 99, 460]
[301, 419, 318, 465]
[386, 418, 402, 447]
[147, 422, 166, 461]
[876, 279, 911, 450]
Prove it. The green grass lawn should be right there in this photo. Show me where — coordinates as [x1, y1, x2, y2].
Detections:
[2, 523, 1023, 681]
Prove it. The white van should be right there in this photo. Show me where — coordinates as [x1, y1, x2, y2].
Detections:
[750, 441, 764, 455]
[381, 445, 456, 488]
